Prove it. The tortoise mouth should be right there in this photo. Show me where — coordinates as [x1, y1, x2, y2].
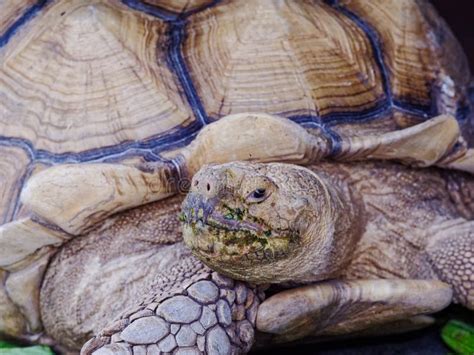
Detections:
[181, 195, 296, 263]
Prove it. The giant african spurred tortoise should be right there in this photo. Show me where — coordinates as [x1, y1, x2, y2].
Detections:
[0, 0, 473, 353]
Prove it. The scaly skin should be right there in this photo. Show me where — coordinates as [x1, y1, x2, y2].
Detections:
[183, 161, 474, 308]
[40, 161, 473, 353]
[41, 195, 264, 353]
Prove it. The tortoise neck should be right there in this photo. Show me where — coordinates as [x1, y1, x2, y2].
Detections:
[296, 167, 363, 282]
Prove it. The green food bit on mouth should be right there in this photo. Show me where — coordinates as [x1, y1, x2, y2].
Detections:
[187, 200, 296, 260]
[191, 223, 200, 235]
[198, 208, 204, 218]
[237, 229, 269, 248]
[202, 222, 270, 249]
[189, 218, 294, 260]
[223, 204, 245, 221]
[178, 212, 186, 222]
[258, 237, 269, 246]
[234, 208, 244, 220]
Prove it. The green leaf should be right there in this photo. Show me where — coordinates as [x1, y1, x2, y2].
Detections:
[0, 341, 54, 355]
[441, 320, 474, 355]
[0, 341, 16, 349]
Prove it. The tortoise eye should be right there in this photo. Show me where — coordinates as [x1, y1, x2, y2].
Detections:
[253, 188, 266, 199]
[247, 188, 269, 203]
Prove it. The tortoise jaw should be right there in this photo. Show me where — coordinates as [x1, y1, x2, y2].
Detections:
[181, 192, 269, 235]
[181, 194, 296, 265]
[181, 198, 271, 260]
[182, 220, 294, 266]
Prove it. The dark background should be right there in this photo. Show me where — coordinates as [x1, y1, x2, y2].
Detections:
[255, 1, 474, 354]
[432, 0, 474, 72]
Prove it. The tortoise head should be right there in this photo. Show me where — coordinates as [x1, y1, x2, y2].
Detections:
[181, 162, 356, 284]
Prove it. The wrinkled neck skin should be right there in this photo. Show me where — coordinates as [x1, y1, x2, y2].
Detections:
[189, 164, 363, 285]
[294, 168, 362, 283]
[261, 166, 362, 284]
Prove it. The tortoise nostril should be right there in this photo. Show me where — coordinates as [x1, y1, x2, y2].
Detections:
[194, 180, 199, 187]
[206, 183, 211, 191]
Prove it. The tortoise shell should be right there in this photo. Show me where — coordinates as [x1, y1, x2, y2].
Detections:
[0, 0, 472, 226]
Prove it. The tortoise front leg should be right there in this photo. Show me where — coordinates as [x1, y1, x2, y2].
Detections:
[81, 264, 263, 355]
[256, 279, 452, 343]
[425, 219, 474, 309]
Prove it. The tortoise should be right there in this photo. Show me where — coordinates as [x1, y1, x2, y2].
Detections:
[0, 0, 474, 353]
[182, 160, 474, 338]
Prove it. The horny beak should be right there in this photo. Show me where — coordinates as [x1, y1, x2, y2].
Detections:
[181, 192, 217, 225]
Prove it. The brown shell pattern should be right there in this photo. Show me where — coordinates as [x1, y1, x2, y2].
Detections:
[0, 0, 472, 223]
